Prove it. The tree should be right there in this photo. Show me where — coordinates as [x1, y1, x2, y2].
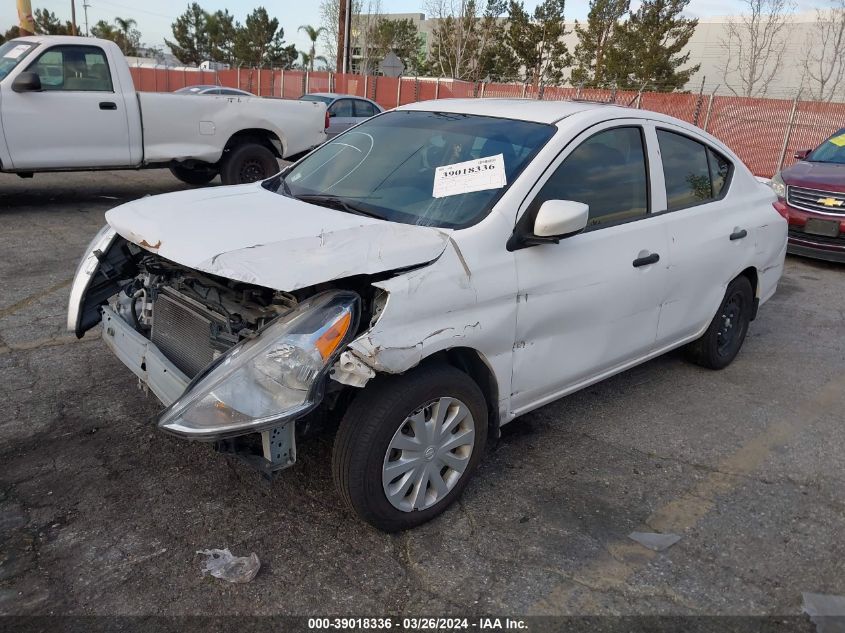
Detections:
[319, 0, 384, 72]
[299, 24, 326, 71]
[113, 17, 140, 55]
[165, 3, 209, 66]
[605, 0, 699, 91]
[34, 9, 73, 35]
[801, 0, 845, 102]
[234, 7, 297, 67]
[505, 0, 570, 87]
[427, 0, 506, 82]
[719, 0, 795, 97]
[92, 18, 141, 56]
[207, 10, 237, 65]
[571, 0, 629, 87]
[300, 51, 328, 70]
[367, 17, 423, 74]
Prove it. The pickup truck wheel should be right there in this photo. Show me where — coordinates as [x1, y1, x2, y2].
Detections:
[332, 365, 487, 532]
[220, 143, 279, 185]
[685, 276, 753, 370]
[169, 163, 218, 186]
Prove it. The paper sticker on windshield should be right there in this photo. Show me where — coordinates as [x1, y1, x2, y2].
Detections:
[433, 154, 506, 199]
[3, 45, 30, 60]
[828, 134, 845, 147]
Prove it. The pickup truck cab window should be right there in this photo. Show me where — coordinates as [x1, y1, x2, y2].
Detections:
[528, 126, 649, 229]
[27, 45, 113, 92]
[657, 129, 733, 211]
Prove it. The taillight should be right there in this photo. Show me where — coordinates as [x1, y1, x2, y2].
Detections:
[773, 200, 789, 220]
[325, 110, 330, 130]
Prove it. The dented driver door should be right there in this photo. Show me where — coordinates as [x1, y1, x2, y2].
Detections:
[509, 122, 670, 415]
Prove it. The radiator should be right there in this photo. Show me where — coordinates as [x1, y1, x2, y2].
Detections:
[151, 290, 223, 378]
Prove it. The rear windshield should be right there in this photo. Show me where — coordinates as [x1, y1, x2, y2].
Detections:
[0, 41, 36, 81]
[808, 129, 845, 164]
[272, 110, 555, 229]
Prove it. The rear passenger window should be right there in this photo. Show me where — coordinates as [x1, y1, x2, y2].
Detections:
[354, 100, 378, 117]
[658, 130, 732, 210]
[529, 127, 649, 228]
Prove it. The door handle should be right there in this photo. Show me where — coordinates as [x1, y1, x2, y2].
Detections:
[730, 229, 748, 241]
[99, 102, 117, 110]
[632, 253, 660, 268]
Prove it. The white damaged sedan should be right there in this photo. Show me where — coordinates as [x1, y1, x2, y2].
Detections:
[68, 99, 787, 531]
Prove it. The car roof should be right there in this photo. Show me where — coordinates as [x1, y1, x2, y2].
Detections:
[308, 92, 374, 101]
[397, 98, 632, 124]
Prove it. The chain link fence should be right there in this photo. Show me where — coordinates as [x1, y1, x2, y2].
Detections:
[129, 64, 842, 178]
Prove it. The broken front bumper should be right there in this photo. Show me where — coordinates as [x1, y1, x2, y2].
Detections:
[101, 306, 190, 407]
[100, 306, 298, 473]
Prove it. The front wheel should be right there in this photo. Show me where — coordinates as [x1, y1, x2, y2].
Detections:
[685, 275, 754, 370]
[220, 143, 279, 185]
[332, 365, 488, 532]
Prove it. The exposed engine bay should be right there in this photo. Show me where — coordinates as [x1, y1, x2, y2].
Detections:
[112, 254, 299, 379]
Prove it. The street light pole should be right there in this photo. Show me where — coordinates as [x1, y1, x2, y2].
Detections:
[83, 1, 91, 36]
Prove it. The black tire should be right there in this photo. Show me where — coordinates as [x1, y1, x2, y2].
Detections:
[220, 142, 279, 185]
[332, 364, 488, 532]
[685, 275, 754, 370]
[169, 163, 217, 186]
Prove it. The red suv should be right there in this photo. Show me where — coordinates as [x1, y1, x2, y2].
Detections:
[771, 129, 845, 263]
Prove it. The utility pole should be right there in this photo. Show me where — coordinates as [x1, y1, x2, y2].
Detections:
[70, 0, 78, 36]
[336, 0, 352, 74]
[83, 0, 91, 36]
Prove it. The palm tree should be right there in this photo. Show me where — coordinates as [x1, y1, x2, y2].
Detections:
[300, 52, 328, 71]
[298, 24, 326, 72]
[113, 17, 137, 55]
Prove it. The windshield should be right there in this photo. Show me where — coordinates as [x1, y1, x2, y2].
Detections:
[808, 129, 845, 164]
[273, 110, 555, 228]
[0, 41, 36, 81]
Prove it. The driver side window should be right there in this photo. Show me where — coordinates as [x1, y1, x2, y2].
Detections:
[529, 127, 649, 229]
[27, 45, 113, 92]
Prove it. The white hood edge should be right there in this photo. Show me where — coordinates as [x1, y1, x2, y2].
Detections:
[105, 184, 452, 291]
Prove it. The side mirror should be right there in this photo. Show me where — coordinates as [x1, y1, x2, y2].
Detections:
[328, 110, 336, 118]
[534, 200, 589, 238]
[507, 200, 589, 251]
[794, 149, 812, 161]
[12, 71, 42, 93]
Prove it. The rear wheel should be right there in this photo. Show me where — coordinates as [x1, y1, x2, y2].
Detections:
[220, 143, 279, 185]
[332, 364, 488, 532]
[685, 275, 754, 370]
[169, 163, 217, 185]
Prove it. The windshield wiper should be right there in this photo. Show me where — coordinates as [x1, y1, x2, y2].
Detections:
[295, 194, 383, 219]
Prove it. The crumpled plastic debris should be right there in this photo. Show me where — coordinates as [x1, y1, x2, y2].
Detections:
[197, 548, 261, 584]
[802, 592, 845, 633]
[628, 531, 681, 551]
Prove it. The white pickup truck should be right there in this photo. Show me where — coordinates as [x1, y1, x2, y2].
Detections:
[0, 36, 327, 185]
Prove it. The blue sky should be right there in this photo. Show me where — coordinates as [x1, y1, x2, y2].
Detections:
[3, 0, 831, 57]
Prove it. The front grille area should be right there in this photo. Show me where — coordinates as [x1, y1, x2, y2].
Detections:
[151, 291, 222, 378]
[787, 186, 845, 215]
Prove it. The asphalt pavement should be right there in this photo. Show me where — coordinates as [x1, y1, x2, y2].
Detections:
[1, 170, 843, 621]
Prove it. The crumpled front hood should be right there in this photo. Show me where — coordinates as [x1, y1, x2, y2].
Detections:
[106, 183, 451, 291]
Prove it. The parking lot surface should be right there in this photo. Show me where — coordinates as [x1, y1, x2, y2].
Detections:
[1, 170, 844, 618]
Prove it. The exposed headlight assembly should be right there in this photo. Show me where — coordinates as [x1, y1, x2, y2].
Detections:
[157, 290, 360, 440]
